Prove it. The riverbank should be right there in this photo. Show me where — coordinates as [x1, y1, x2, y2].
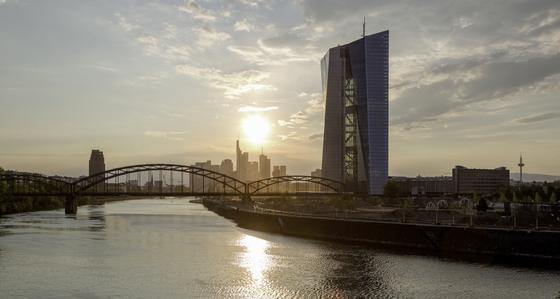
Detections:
[0, 196, 134, 215]
[203, 198, 560, 267]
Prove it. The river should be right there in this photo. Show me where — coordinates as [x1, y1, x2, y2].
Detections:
[1, 198, 559, 298]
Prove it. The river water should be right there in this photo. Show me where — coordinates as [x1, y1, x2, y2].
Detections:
[1, 198, 559, 298]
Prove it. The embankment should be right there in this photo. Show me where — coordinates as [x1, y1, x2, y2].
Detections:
[203, 199, 560, 265]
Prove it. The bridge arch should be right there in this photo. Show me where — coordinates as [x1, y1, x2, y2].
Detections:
[246, 175, 345, 195]
[0, 173, 73, 195]
[73, 164, 247, 195]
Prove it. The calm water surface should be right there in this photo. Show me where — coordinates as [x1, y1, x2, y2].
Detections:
[1, 198, 559, 298]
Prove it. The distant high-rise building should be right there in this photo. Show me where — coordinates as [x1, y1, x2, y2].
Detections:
[248, 161, 259, 182]
[272, 166, 280, 177]
[220, 159, 234, 177]
[311, 169, 322, 177]
[272, 165, 287, 177]
[89, 149, 105, 175]
[235, 140, 249, 181]
[279, 165, 287, 176]
[321, 30, 389, 194]
[259, 151, 271, 180]
[193, 160, 221, 192]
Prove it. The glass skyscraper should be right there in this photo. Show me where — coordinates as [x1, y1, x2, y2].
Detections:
[321, 30, 388, 194]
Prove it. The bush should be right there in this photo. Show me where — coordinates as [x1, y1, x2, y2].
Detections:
[383, 181, 400, 198]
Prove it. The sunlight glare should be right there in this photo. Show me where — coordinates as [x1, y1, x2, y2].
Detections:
[242, 115, 270, 145]
[237, 234, 271, 285]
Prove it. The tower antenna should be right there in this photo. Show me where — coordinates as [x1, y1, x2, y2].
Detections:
[362, 16, 366, 37]
[518, 154, 525, 183]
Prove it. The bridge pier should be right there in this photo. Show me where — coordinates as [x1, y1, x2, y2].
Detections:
[65, 194, 78, 215]
[241, 194, 253, 205]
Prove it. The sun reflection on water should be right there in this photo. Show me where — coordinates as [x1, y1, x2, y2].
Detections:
[237, 234, 271, 286]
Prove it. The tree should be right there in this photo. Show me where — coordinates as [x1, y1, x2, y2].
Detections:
[512, 191, 519, 203]
[383, 181, 400, 198]
[534, 192, 542, 204]
[550, 192, 558, 204]
[498, 191, 509, 203]
[401, 198, 413, 222]
[476, 198, 488, 212]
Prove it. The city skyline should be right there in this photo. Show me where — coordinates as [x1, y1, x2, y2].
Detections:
[1, 0, 559, 177]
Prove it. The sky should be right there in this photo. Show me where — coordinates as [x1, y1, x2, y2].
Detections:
[0, 0, 559, 177]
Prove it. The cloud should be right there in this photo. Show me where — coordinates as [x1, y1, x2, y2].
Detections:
[454, 17, 473, 29]
[278, 110, 308, 128]
[276, 92, 324, 143]
[391, 53, 560, 126]
[299, 92, 323, 114]
[237, 0, 267, 7]
[194, 25, 230, 48]
[175, 65, 274, 99]
[115, 13, 138, 32]
[277, 131, 299, 141]
[83, 64, 117, 72]
[515, 112, 560, 124]
[308, 133, 323, 140]
[144, 130, 188, 141]
[234, 19, 254, 32]
[238, 106, 278, 112]
[178, 0, 216, 22]
[135, 35, 191, 62]
[227, 32, 320, 66]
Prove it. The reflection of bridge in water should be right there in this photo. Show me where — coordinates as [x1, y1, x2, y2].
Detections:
[0, 164, 346, 214]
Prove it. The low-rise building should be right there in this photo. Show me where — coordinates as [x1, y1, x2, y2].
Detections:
[391, 176, 454, 195]
[453, 165, 509, 194]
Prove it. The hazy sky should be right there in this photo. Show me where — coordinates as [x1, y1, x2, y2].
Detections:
[1, 0, 559, 177]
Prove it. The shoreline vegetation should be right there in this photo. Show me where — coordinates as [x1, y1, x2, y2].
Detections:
[0, 196, 140, 216]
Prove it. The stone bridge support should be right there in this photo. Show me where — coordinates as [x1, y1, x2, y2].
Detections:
[65, 194, 78, 215]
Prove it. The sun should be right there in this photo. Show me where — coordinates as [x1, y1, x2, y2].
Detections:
[242, 115, 271, 145]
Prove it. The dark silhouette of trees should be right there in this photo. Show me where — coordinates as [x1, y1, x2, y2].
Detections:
[383, 181, 400, 198]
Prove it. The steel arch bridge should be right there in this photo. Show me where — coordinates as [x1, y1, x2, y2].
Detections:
[0, 163, 345, 214]
[0, 173, 73, 195]
[73, 164, 247, 195]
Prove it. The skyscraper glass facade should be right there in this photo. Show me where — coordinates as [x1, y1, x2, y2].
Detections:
[321, 31, 388, 194]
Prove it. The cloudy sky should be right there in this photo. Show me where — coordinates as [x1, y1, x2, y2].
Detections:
[0, 0, 559, 177]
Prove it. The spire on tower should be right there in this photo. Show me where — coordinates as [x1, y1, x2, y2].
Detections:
[362, 16, 366, 37]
